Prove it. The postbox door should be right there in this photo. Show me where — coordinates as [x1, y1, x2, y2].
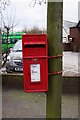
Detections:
[23, 58, 48, 92]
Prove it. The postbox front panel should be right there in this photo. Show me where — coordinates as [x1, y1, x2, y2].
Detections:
[23, 35, 47, 57]
[22, 34, 48, 92]
[23, 58, 48, 92]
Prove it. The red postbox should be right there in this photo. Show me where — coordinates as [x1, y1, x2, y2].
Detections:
[22, 34, 48, 92]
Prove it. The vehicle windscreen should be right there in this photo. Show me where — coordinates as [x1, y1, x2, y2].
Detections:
[12, 40, 22, 52]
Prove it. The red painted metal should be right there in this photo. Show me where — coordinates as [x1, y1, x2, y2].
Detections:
[22, 34, 48, 92]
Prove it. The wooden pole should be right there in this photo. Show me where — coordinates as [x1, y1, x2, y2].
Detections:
[46, 1, 63, 118]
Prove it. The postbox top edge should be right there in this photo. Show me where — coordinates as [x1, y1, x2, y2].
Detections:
[22, 34, 47, 37]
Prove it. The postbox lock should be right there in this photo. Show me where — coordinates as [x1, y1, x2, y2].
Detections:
[34, 58, 37, 62]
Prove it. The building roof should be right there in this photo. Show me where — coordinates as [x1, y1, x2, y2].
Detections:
[63, 20, 77, 43]
[63, 20, 77, 36]
[69, 21, 80, 28]
[76, 21, 80, 27]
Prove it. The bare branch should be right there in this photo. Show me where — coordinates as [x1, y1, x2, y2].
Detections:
[38, 0, 46, 5]
[0, 0, 11, 14]
[29, 0, 46, 7]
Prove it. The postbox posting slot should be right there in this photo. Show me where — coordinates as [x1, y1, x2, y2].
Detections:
[23, 42, 47, 57]
[23, 42, 46, 48]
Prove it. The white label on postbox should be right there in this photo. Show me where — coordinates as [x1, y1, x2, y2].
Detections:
[30, 64, 40, 82]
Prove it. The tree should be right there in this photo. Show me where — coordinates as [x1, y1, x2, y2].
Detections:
[0, 0, 11, 32]
[29, 0, 46, 7]
[0, 0, 10, 14]
[22, 26, 46, 34]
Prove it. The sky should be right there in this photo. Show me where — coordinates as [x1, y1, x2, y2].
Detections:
[63, 0, 80, 22]
[1, 0, 80, 31]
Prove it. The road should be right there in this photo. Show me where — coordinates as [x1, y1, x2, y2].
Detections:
[2, 88, 46, 118]
[2, 88, 78, 118]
